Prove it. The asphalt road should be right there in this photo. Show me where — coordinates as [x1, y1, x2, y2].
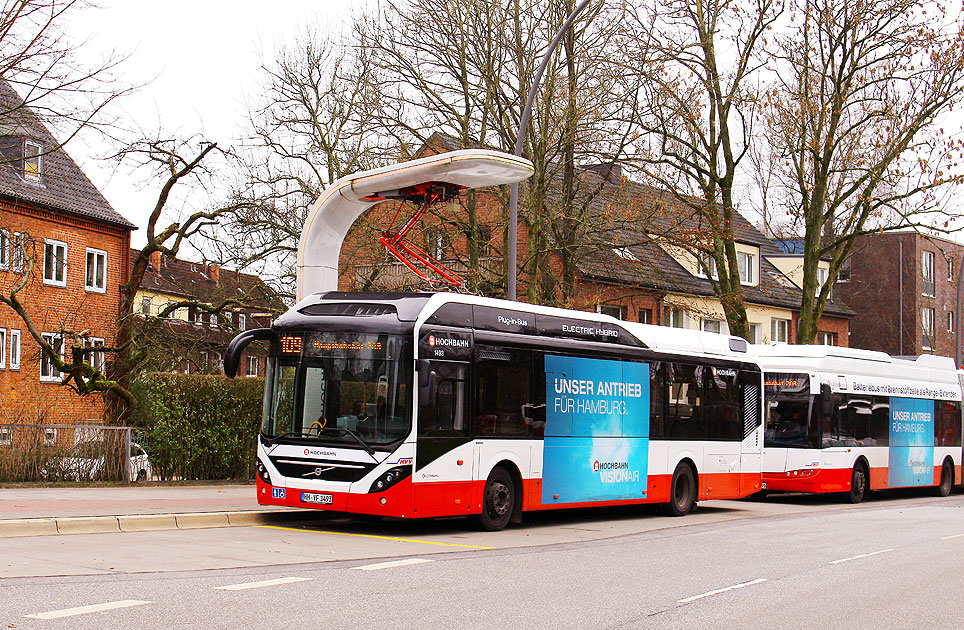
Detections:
[2, 490, 963, 629]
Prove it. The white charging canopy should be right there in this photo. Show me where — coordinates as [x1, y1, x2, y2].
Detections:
[297, 149, 535, 300]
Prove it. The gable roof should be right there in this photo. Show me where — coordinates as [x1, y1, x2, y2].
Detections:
[134, 249, 285, 312]
[0, 80, 134, 229]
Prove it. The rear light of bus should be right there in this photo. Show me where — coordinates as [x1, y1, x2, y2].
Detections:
[256, 458, 272, 485]
[369, 465, 411, 493]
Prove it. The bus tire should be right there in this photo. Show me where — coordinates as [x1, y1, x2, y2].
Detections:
[663, 462, 697, 517]
[936, 460, 953, 497]
[476, 467, 515, 531]
[846, 462, 869, 504]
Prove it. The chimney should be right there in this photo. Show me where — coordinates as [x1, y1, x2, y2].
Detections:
[209, 264, 220, 282]
[149, 250, 161, 269]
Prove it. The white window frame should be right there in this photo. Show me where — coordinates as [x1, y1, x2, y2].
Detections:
[771, 318, 790, 343]
[11, 232, 23, 273]
[664, 306, 688, 329]
[24, 140, 42, 182]
[596, 304, 624, 320]
[816, 331, 837, 346]
[696, 254, 718, 280]
[0, 427, 10, 446]
[141, 296, 152, 316]
[947, 311, 954, 333]
[922, 251, 935, 297]
[40, 332, 64, 382]
[245, 355, 259, 377]
[238, 313, 246, 331]
[922, 307, 935, 350]
[738, 252, 756, 286]
[747, 323, 762, 344]
[0, 328, 5, 369]
[43, 427, 56, 445]
[84, 247, 107, 293]
[89, 337, 105, 372]
[0, 229, 8, 270]
[701, 318, 723, 334]
[42, 239, 67, 287]
[9, 329, 20, 370]
[948, 259, 954, 282]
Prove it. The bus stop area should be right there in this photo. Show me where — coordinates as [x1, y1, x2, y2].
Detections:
[0, 483, 301, 538]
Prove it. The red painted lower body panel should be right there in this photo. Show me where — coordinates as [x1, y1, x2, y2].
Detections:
[763, 465, 949, 494]
[257, 471, 762, 519]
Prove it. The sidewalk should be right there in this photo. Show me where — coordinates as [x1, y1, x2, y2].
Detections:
[0, 483, 302, 537]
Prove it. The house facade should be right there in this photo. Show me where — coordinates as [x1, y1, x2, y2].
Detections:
[0, 81, 135, 427]
[132, 250, 282, 377]
[836, 231, 962, 357]
[336, 136, 852, 344]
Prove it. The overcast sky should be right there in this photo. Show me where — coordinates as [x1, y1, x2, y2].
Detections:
[67, 0, 360, 247]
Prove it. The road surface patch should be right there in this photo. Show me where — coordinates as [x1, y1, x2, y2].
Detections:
[25, 600, 151, 619]
[258, 524, 495, 549]
[215, 577, 311, 591]
[829, 549, 894, 565]
[678, 578, 767, 604]
[354, 558, 433, 571]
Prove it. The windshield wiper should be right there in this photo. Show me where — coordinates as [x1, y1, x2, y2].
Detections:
[321, 427, 376, 455]
[263, 431, 304, 445]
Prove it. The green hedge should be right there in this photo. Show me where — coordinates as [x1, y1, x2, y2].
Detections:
[130, 374, 265, 480]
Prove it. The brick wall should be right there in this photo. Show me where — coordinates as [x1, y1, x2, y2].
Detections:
[0, 200, 131, 424]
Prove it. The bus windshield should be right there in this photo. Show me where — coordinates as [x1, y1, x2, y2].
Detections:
[262, 332, 412, 448]
[764, 372, 818, 448]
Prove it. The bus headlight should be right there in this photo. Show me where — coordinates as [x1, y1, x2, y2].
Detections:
[256, 458, 272, 485]
[369, 465, 411, 493]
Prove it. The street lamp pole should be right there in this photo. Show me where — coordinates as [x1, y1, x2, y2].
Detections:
[507, 0, 595, 302]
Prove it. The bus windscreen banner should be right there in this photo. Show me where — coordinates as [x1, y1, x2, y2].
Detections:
[888, 397, 934, 487]
[542, 355, 649, 504]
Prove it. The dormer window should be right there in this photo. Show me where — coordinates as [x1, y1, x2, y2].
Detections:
[738, 251, 756, 286]
[24, 141, 42, 182]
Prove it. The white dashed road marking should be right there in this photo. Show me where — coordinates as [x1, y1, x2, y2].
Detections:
[830, 549, 894, 565]
[354, 558, 433, 571]
[25, 600, 151, 620]
[941, 533, 964, 540]
[215, 577, 311, 591]
[678, 578, 767, 604]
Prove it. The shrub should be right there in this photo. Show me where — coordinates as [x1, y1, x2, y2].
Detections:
[131, 374, 264, 480]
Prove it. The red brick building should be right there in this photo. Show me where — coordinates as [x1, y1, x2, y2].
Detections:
[0, 80, 135, 425]
[337, 134, 852, 344]
[837, 231, 963, 357]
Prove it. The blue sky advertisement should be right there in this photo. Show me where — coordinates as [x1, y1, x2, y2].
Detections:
[888, 397, 934, 487]
[542, 355, 649, 504]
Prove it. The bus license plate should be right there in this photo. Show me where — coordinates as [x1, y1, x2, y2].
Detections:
[302, 492, 333, 505]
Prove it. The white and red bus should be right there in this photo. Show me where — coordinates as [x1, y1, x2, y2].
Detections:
[226, 291, 765, 529]
[758, 344, 963, 502]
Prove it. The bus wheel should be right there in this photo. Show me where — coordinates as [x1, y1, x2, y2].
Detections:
[477, 467, 515, 531]
[664, 462, 697, 517]
[936, 461, 953, 497]
[846, 462, 869, 504]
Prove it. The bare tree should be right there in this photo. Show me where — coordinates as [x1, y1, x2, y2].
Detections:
[625, 0, 781, 339]
[766, 0, 964, 343]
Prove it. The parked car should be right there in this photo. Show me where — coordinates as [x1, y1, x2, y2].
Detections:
[44, 441, 152, 482]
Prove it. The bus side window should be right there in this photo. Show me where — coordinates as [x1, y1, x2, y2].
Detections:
[418, 362, 468, 437]
[938, 400, 962, 447]
[869, 397, 890, 446]
[666, 363, 704, 439]
[704, 367, 741, 440]
[649, 362, 666, 438]
[475, 346, 538, 437]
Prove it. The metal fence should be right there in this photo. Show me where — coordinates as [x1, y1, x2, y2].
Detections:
[0, 424, 152, 483]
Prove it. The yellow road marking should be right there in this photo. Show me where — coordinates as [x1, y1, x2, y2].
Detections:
[258, 525, 495, 549]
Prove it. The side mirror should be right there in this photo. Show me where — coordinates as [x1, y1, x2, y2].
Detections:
[224, 328, 274, 378]
[820, 383, 834, 417]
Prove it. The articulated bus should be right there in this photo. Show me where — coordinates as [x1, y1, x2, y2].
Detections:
[758, 344, 963, 502]
[226, 291, 765, 529]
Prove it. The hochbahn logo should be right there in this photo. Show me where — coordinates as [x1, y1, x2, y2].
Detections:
[593, 459, 640, 483]
[427, 335, 469, 348]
